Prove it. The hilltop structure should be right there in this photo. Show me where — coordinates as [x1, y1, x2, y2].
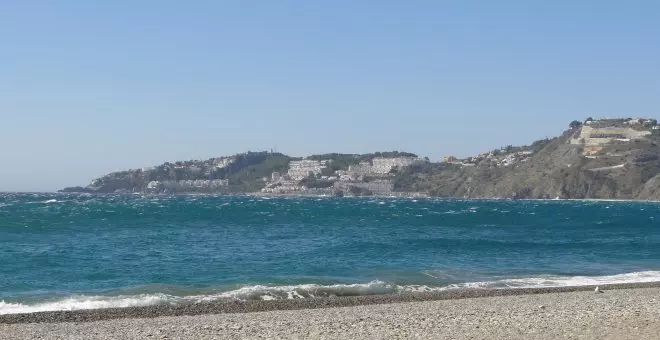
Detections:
[570, 118, 654, 156]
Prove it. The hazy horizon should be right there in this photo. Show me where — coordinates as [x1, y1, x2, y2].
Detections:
[2, 1, 659, 192]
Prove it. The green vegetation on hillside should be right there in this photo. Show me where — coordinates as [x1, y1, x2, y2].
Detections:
[224, 152, 292, 192]
[393, 162, 447, 192]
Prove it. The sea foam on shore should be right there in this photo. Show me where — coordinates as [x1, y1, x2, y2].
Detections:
[2, 287, 660, 339]
[3, 271, 660, 315]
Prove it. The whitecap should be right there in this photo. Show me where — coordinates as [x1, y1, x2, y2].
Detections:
[194, 280, 397, 302]
[0, 293, 173, 315]
[441, 271, 660, 290]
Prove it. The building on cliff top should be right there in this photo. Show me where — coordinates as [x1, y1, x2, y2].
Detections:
[571, 126, 651, 147]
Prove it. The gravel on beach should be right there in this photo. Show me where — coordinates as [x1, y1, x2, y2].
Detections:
[2, 286, 660, 339]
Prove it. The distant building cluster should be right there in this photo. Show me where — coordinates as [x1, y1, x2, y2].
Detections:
[443, 150, 535, 168]
[585, 117, 658, 128]
[348, 157, 425, 176]
[287, 160, 329, 180]
[261, 156, 425, 195]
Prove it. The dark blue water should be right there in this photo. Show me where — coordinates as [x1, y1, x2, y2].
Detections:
[1, 193, 659, 314]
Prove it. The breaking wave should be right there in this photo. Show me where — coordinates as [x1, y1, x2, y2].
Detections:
[443, 270, 660, 289]
[2, 271, 660, 315]
[0, 294, 172, 315]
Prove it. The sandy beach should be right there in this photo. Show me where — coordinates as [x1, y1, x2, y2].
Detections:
[2, 285, 659, 339]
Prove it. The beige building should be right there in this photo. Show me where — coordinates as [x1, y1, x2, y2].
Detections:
[572, 126, 651, 146]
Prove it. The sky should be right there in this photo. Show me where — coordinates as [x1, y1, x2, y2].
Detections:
[1, 1, 659, 192]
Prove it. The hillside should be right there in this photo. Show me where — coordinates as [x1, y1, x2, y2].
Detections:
[61, 151, 293, 194]
[395, 118, 660, 200]
[61, 117, 660, 200]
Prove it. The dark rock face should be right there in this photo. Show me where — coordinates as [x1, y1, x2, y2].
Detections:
[637, 174, 660, 200]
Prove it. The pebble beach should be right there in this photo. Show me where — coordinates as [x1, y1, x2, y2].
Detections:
[2, 284, 659, 339]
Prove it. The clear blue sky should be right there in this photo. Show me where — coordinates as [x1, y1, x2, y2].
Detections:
[1, 1, 659, 192]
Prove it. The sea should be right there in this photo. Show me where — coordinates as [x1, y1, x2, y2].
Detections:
[1, 193, 659, 315]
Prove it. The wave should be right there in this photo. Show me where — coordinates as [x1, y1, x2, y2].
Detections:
[195, 280, 398, 301]
[2, 271, 660, 315]
[442, 270, 660, 289]
[0, 294, 173, 315]
[0, 282, 397, 315]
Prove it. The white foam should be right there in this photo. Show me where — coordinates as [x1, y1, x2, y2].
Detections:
[382, 271, 660, 293]
[3, 272, 659, 315]
[443, 271, 660, 290]
[0, 281, 398, 315]
[191, 280, 397, 302]
[0, 294, 173, 315]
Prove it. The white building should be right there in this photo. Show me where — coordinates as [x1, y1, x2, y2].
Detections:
[372, 157, 425, 173]
[214, 157, 234, 169]
[287, 159, 328, 180]
[348, 157, 426, 175]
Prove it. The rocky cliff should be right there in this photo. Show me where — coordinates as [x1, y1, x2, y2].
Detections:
[396, 119, 660, 200]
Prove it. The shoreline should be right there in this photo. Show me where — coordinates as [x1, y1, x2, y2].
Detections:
[3, 281, 660, 324]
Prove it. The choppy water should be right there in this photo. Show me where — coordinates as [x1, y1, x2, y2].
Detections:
[1, 193, 659, 314]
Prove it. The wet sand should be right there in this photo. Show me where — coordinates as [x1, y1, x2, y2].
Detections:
[1, 283, 660, 339]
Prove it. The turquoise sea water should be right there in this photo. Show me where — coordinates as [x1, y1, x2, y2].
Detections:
[1, 193, 659, 314]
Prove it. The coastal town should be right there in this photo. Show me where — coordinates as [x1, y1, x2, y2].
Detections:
[260, 156, 426, 196]
[61, 117, 660, 199]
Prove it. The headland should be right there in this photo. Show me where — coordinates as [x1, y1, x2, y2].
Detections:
[60, 117, 660, 201]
